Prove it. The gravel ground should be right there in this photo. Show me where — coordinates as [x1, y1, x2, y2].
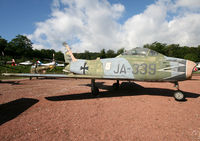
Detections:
[0, 76, 200, 141]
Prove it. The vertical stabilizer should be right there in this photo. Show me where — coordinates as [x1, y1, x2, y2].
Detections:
[63, 42, 77, 63]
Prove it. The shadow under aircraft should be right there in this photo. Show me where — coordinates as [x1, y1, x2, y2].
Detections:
[45, 83, 200, 102]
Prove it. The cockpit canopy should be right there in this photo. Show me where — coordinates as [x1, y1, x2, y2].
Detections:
[122, 47, 160, 57]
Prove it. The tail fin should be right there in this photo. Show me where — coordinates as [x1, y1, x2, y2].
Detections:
[53, 53, 55, 62]
[63, 42, 77, 63]
[64, 51, 72, 63]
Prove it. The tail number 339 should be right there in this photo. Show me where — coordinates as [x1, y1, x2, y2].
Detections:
[132, 63, 156, 75]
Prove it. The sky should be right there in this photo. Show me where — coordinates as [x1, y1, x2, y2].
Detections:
[1, 0, 200, 52]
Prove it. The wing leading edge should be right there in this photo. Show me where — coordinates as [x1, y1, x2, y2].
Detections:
[1, 73, 134, 81]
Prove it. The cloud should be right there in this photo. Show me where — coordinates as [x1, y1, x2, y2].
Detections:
[175, 0, 200, 9]
[29, 0, 124, 52]
[121, 0, 200, 49]
[28, 0, 200, 52]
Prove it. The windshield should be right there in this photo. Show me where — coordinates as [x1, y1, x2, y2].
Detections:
[122, 47, 159, 56]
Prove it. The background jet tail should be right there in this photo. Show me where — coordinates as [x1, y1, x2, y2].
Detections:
[64, 51, 72, 64]
[63, 42, 77, 63]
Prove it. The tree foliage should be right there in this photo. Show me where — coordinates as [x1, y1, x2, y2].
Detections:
[0, 36, 7, 56]
[144, 42, 200, 62]
[117, 48, 125, 55]
[184, 53, 198, 62]
[5, 35, 33, 58]
[1, 35, 200, 63]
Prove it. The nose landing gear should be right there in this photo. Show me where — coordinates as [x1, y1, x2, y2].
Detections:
[174, 82, 185, 101]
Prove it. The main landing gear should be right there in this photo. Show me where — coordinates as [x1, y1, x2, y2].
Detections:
[91, 79, 120, 96]
[173, 81, 185, 101]
[112, 80, 119, 90]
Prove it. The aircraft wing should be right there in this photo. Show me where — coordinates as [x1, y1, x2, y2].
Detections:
[1, 73, 133, 81]
[2, 73, 69, 78]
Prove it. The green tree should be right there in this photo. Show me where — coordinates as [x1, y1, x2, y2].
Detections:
[117, 48, 124, 55]
[144, 42, 166, 55]
[5, 35, 33, 58]
[178, 46, 190, 59]
[164, 44, 180, 57]
[0, 36, 7, 56]
[55, 51, 64, 61]
[84, 50, 91, 59]
[39, 49, 55, 61]
[184, 53, 198, 62]
[197, 45, 200, 61]
[32, 49, 42, 59]
[106, 49, 116, 58]
[100, 49, 106, 58]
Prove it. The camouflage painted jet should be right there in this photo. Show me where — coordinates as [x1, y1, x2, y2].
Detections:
[19, 60, 33, 66]
[2, 42, 196, 101]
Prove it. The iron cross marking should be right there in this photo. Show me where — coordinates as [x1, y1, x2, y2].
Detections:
[80, 62, 88, 74]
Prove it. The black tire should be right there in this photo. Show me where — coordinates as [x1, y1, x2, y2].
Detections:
[174, 91, 185, 101]
[91, 87, 99, 96]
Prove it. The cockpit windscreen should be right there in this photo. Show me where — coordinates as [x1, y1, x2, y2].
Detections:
[122, 48, 159, 56]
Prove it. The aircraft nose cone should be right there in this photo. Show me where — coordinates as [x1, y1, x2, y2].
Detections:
[186, 60, 196, 79]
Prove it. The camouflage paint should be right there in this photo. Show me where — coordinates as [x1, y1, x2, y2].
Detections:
[65, 51, 190, 82]
[86, 58, 104, 76]
[119, 54, 171, 81]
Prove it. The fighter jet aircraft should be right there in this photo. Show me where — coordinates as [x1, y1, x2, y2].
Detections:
[196, 62, 200, 70]
[37, 60, 64, 67]
[30, 54, 65, 74]
[30, 62, 55, 74]
[2, 42, 196, 101]
[19, 61, 33, 66]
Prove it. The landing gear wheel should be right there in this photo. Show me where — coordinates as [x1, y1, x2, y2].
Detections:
[174, 91, 185, 101]
[91, 87, 99, 96]
[113, 83, 119, 90]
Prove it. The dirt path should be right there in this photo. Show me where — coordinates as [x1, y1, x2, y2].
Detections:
[0, 76, 200, 140]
